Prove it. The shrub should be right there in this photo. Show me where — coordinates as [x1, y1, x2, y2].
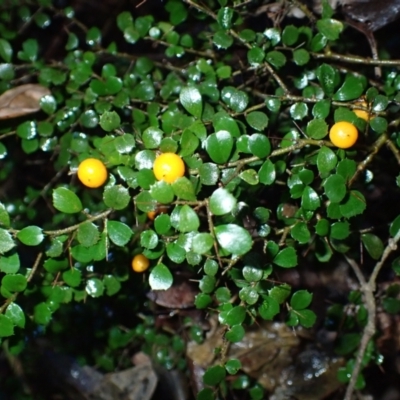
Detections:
[0, 1, 400, 399]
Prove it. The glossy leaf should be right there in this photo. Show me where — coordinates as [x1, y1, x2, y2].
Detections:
[53, 187, 83, 214]
[17, 226, 44, 246]
[209, 188, 236, 216]
[6, 302, 25, 328]
[180, 86, 202, 118]
[273, 247, 297, 268]
[215, 224, 252, 256]
[103, 186, 130, 210]
[205, 130, 233, 164]
[361, 233, 384, 260]
[0, 315, 14, 337]
[149, 263, 173, 290]
[108, 221, 132, 246]
[203, 365, 226, 386]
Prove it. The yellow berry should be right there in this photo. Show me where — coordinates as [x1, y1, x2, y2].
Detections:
[131, 254, 150, 273]
[353, 101, 369, 122]
[329, 121, 358, 149]
[147, 206, 169, 221]
[77, 158, 108, 188]
[153, 153, 185, 183]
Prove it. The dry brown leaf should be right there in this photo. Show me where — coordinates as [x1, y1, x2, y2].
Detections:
[0, 84, 51, 119]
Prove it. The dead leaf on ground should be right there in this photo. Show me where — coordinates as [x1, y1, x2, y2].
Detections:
[0, 84, 51, 119]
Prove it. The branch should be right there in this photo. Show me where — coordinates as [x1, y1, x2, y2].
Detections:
[344, 229, 400, 400]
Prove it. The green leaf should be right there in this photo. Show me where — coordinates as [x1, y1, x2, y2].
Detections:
[225, 359, 241, 375]
[0, 229, 16, 254]
[290, 102, 308, 120]
[180, 86, 202, 118]
[333, 74, 365, 101]
[178, 205, 200, 233]
[199, 163, 220, 186]
[213, 30, 233, 49]
[150, 181, 175, 204]
[242, 266, 263, 282]
[171, 177, 196, 201]
[264, 27, 281, 45]
[218, 6, 234, 29]
[317, 146, 337, 174]
[108, 221, 132, 246]
[302, 186, 321, 210]
[6, 303, 25, 328]
[298, 309, 317, 328]
[316, 18, 343, 41]
[291, 222, 311, 244]
[221, 87, 248, 113]
[149, 263, 173, 290]
[86, 278, 104, 298]
[62, 268, 82, 287]
[17, 226, 44, 246]
[215, 224, 252, 256]
[269, 284, 291, 304]
[104, 275, 121, 296]
[203, 365, 226, 386]
[313, 99, 331, 119]
[370, 116, 388, 134]
[0, 39, 13, 62]
[99, 110, 120, 131]
[273, 247, 297, 268]
[0, 202, 10, 228]
[266, 50, 286, 69]
[77, 222, 99, 247]
[197, 388, 215, 400]
[2, 274, 27, 292]
[293, 48, 310, 66]
[291, 290, 313, 309]
[239, 286, 259, 305]
[258, 296, 280, 320]
[225, 324, 245, 343]
[210, 188, 237, 216]
[44, 258, 68, 273]
[330, 221, 350, 240]
[316, 64, 338, 96]
[34, 303, 52, 325]
[103, 185, 130, 210]
[205, 130, 233, 164]
[245, 111, 269, 131]
[0, 315, 14, 337]
[53, 187, 83, 214]
[324, 174, 346, 202]
[199, 275, 215, 294]
[247, 47, 265, 66]
[226, 305, 246, 326]
[259, 160, 276, 185]
[361, 233, 384, 260]
[249, 134, 271, 158]
[140, 229, 158, 249]
[0, 253, 20, 274]
[306, 119, 328, 139]
[192, 233, 214, 254]
[136, 191, 158, 212]
[282, 25, 299, 46]
[339, 191, 366, 218]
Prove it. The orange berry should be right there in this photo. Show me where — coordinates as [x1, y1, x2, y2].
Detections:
[77, 158, 108, 188]
[131, 254, 150, 273]
[153, 153, 185, 183]
[147, 211, 157, 220]
[353, 101, 369, 122]
[329, 121, 358, 149]
[147, 206, 169, 221]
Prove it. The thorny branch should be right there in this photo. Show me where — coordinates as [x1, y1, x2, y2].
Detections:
[344, 230, 400, 400]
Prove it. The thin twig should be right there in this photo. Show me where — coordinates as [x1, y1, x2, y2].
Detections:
[344, 230, 400, 400]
